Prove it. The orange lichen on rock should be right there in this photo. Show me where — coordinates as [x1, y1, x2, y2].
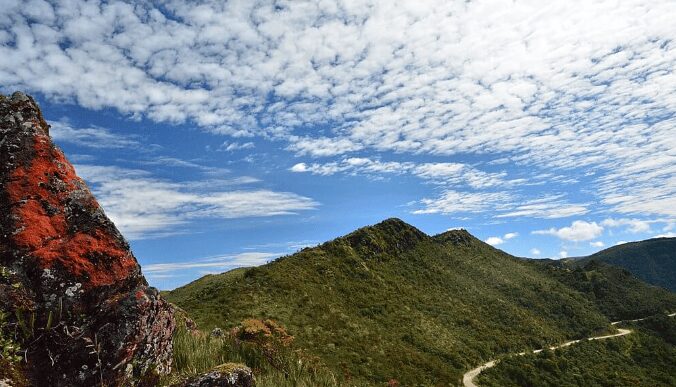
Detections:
[6, 133, 136, 287]
[1, 92, 175, 386]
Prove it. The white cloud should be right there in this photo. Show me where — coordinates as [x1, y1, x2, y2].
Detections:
[219, 141, 255, 152]
[50, 120, 139, 149]
[290, 163, 308, 172]
[140, 157, 230, 175]
[601, 218, 651, 233]
[654, 232, 676, 238]
[486, 232, 517, 246]
[413, 190, 513, 215]
[290, 157, 517, 188]
[559, 251, 569, 259]
[495, 195, 589, 219]
[589, 241, 605, 248]
[415, 190, 586, 219]
[75, 164, 318, 239]
[288, 137, 363, 157]
[412, 163, 514, 189]
[533, 220, 604, 242]
[530, 248, 541, 256]
[144, 252, 278, 275]
[2, 0, 675, 218]
[616, 240, 629, 246]
[485, 236, 504, 246]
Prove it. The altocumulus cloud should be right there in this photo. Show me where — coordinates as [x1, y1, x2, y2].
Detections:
[1, 0, 675, 220]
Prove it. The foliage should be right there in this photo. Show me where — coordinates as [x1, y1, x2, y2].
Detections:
[478, 316, 676, 386]
[576, 237, 676, 291]
[0, 312, 21, 363]
[164, 319, 339, 387]
[0, 311, 27, 386]
[234, 318, 294, 347]
[165, 219, 676, 385]
[531, 259, 676, 320]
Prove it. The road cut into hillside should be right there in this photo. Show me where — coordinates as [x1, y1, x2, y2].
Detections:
[462, 312, 675, 387]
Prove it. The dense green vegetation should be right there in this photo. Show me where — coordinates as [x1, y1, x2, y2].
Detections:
[478, 314, 676, 386]
[529, 259, 675, 320]
[166, 219, 676, 386]
[163, 317, 340, 387]
[576, 237, 676, 291]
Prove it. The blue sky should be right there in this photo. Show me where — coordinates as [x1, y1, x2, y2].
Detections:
[1, 0, 675, 290]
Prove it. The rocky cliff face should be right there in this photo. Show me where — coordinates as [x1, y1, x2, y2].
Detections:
[0, 92, 175, 386]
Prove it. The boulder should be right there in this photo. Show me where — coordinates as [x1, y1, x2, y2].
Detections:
[0, 92, 175, 386]
[181, 364, 255, 387]
[210, 327, 224, 338]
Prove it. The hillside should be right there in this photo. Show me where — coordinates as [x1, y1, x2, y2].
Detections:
[575, 238, 676, 292]
[166, 219, 676, 386]
[529, 259, 676, 321]
[478, 314, 676, 386]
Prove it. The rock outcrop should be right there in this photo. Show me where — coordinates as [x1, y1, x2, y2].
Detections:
[0, 92, 175, 386]
[180, 364, 255, 387]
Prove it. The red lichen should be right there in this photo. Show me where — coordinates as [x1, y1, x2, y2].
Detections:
[6, 133, 137, 287]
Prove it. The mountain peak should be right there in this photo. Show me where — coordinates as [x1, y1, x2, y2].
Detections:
[372, 217, 419, 230]
[330, 218, 429, 257]
[433, 228, 478, 246]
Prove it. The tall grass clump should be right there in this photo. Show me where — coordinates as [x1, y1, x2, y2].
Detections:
[165, 318, 340, 387]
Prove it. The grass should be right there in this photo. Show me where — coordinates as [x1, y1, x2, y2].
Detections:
[166, 219, 676, 385]
[0, 311, 28, 386]
[162, 318, 341, 387]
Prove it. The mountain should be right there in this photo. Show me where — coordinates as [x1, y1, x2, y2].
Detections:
[166, 218, 676, 386]
[574, 238, 676, 292]
[0, 92, 175, 386]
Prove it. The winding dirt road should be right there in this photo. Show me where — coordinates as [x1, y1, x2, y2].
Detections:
[462, 312, 675, 387]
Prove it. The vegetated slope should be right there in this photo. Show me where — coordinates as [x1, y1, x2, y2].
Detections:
[528, 259, 676, 321]
[577, 237, 676, 292]
[167, 218, 647, 386]
[477, 314, 676, 387]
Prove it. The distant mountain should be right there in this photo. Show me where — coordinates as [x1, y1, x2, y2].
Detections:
[576, 238, 676, 292]
[530, 258, 675, 321]
[166, 219, 676, 386]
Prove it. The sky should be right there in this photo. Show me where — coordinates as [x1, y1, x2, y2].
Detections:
[1, 0, 675, 290]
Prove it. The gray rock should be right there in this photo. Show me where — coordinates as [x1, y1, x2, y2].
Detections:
[182, 364, 255, 387]
[0, 92, 176, 386]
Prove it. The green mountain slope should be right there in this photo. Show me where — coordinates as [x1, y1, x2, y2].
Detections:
[529, 259, 676, 321]
[575, 238, 676, 292]
[166, 219, 676, 386]
[478, 314, 676, 387]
